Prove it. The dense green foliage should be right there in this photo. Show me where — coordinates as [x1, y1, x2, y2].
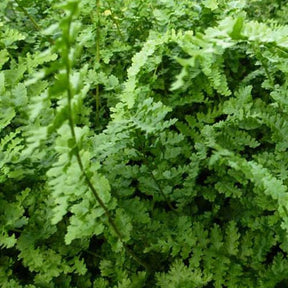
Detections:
[2, 0, 288, 287]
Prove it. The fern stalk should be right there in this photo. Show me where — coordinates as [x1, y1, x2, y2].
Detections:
[253, 45, 274, 85]
[95, 0, 101, 125]
[14, 0, 41, 31]
[149, 171, 178, 213]
[63, 10, 151, 275]
[14, 0, 54, 44]
[106, 1, 125, 42]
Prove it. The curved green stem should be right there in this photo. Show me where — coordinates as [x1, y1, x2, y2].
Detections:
[106, 1, 125, 42]
[14, 0, 40, 31]
[95, 0, 101, 125]
[14, 0, 54, 44]
[149, 171, 178, 213]
[140, 149, 178, 213]
[253, 45, 274, 86]
[63, 13, 151, 275]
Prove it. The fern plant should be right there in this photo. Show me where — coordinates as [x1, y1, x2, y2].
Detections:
[3, 0, 288, 287]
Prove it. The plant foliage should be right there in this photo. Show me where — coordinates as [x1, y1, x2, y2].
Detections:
[1, 0, 288, 287]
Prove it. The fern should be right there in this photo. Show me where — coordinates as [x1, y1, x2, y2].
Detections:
[4, 0, 288, 287]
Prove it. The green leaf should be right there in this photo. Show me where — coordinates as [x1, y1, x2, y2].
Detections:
[228, 17, 244, 40]
[203, 0, 218, 10]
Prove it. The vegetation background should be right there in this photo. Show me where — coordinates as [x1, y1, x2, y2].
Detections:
[1, 0, 288, 287]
